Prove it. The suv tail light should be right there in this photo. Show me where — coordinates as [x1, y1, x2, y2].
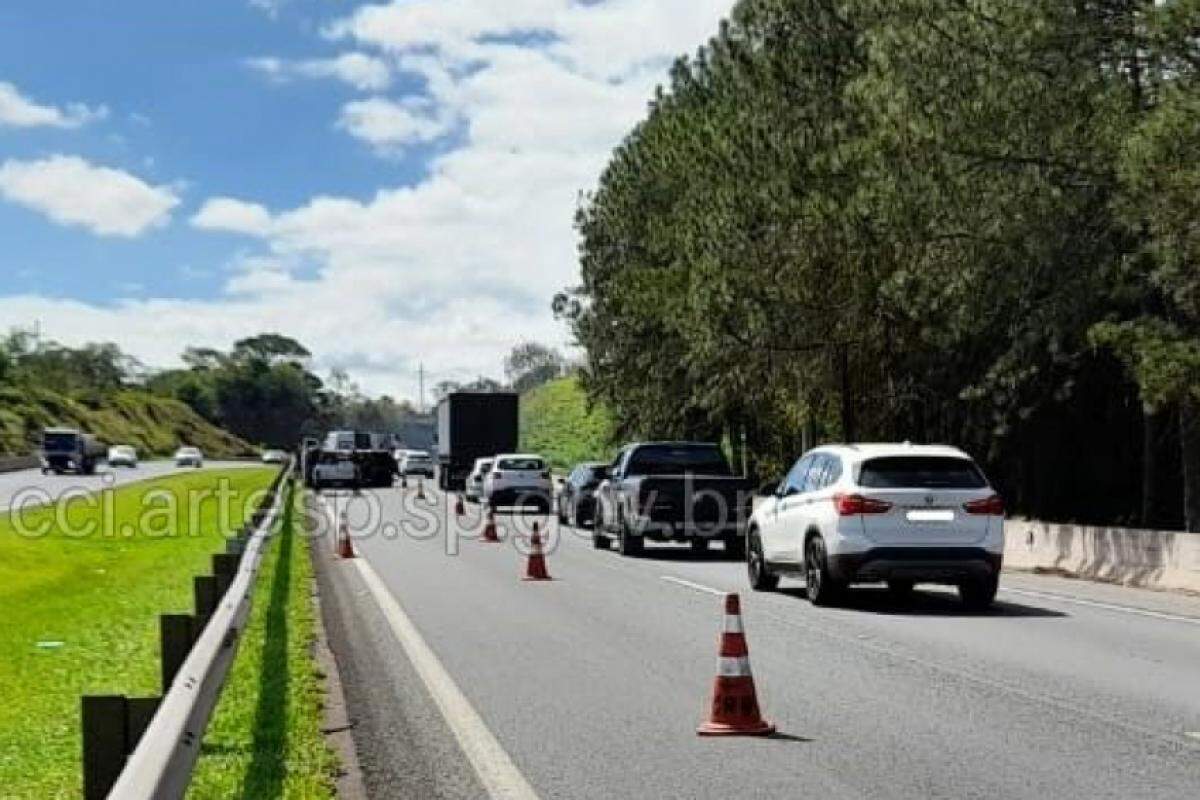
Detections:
[833, 493, 892, 516]
[963, 494, 1004, 516]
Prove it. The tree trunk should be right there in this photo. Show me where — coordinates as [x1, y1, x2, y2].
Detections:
[837, 347, 856, 442]
[1181, 397, 1200, 533]
[1141, 403, 1162, 528]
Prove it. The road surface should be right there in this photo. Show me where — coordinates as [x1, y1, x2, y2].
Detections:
[313, 483, 1200, 800]
[0, 460, 267, 512]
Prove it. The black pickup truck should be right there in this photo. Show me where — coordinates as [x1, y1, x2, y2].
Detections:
[593, 442, 752, 557]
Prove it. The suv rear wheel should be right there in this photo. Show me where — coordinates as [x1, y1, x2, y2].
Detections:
[958, 574, 999, 611]
[805, 535, 844, 607]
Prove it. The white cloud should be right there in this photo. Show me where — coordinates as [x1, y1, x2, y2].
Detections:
[246, 52, 392, 91]
[0, 155, 179, 237]
[191, 197, 273, 237]
[0, 81, 107, 129]
[336, 96, 454, 152]
[0, 1, 736, 399]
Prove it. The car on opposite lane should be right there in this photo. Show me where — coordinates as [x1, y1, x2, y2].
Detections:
[174, 446, 204, 468]
[483, 453, 552, 513]
[261, 449, 289, 464]
[746, 443, 1004, 609]
[556, 462, 608, 528]
[464, 457, 493, 502]
[107, 445, 138, 468]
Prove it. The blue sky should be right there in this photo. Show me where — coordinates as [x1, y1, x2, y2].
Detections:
[0, 0, 731, 400]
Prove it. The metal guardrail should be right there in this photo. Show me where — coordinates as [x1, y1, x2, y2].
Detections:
[81, 464, 292, 800]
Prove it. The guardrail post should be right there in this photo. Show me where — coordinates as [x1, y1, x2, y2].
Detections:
[160, 614, 194, 692]
[194, 575, 218, 630]
[213, 553, 239, 597]
[82, 695, 127, 800]
[126, 697, 160, 755]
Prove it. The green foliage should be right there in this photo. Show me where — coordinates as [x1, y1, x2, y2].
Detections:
[566, 0, 1200, 525]
[0, 468, 277, 798]
[519, 375, 616, 470]
[0, 384, 252, 457]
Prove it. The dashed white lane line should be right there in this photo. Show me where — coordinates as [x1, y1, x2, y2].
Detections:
[1000, 586, 1200, 627]
[659, 575, 728, 596]
[350, 533, 541, 800]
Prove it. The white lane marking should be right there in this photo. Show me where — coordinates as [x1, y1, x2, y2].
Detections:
[659, 576, 726, 596]
[1001, 586, 1200, 627]
[1186, 731, 1200, 741]
[354, 546, 540, 800]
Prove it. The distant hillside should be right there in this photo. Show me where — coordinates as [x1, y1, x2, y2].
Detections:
[0, 385, 254, 458]
[519, 376, 615, 470]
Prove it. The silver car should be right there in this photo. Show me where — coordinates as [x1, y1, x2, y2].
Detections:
[174, 446, 203, 468]
[107, 445, 138, 468]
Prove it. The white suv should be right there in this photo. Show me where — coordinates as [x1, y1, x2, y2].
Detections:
[483, 454, 552, 513]
[747, 444, 1004, 609]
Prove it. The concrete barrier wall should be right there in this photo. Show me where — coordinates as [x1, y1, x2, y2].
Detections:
[0, 455, 39, 474]
[1004, 518, 1200, 594]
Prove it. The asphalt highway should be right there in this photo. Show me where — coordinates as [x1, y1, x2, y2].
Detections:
[314, 483, 1200, 800]
[0, 460, 268, 512]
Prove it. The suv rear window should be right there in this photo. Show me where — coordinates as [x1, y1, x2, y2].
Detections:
[499, 458, 545, 470]
[858, 456, 986, 489]
[626, 445, 732, 476]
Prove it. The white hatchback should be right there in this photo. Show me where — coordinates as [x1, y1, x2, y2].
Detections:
[747, 444, 1004, 609]
[483, 453, 552, 512]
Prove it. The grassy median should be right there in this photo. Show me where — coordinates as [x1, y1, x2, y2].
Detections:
[188, 483, 338, 799]
[0, 467, 276, 799]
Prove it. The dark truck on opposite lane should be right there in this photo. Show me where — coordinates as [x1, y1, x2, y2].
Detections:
[41, 427, 106, 475]
[594, 442, 752, 558]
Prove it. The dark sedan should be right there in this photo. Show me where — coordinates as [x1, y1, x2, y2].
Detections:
[556, 462, 608, 528]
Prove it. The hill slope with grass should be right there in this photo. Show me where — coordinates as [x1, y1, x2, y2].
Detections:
[519, 375, 615, 470]
[0, 385, 254, 458]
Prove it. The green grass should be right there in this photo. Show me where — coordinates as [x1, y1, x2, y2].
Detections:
[0, 467, 277, 799]
[519, 375, 616, 470]
[188, 484, 338, 799]
[0, 384, 254, 458]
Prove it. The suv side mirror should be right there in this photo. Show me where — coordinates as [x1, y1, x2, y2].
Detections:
[757, 480, 779, 497]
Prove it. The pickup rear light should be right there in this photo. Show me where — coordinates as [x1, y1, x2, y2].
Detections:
[833, 493, 892, 516]
[963, 494, 1004, 516]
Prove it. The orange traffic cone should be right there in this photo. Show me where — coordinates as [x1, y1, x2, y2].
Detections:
[522, 522, 552, 581]
[697, 593, 774, 736]
[455, 493, 465, 516]
[482, 510, 499, 543]
[416, 479, 426, 501]
[336, 512, 354, 558]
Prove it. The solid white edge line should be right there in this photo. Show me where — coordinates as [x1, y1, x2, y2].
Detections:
[660, 575, 727, 596]
[1001, 586, 1200, 627]
[317, 486, 539, 800]
[354, 558, 540, 800]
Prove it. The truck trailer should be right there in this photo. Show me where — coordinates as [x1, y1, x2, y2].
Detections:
[436, 392, 519, 491]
